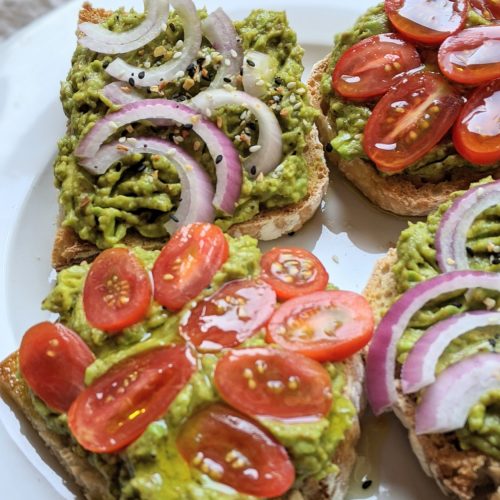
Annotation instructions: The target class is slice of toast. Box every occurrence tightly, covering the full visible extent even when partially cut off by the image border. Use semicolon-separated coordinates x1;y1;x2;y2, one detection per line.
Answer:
51;6;329;270
0;350;364;500
363;249;500;499
307;56;500;218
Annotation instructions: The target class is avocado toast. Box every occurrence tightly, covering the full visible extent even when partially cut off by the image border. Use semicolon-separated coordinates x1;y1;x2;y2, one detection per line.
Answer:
52;1;328;270
363;179;500;499
0;223;373;499
308;2;500;217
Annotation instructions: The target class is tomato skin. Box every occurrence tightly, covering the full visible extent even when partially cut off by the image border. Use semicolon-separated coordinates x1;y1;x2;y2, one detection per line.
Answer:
83;248;152;334
453;79;500;165
266;291;374;362
486;0;500;17
385;0;467;45
68;346;195;453
363;72;463;172
260;247;329;301
19;322;95;413
214;347;332;421
152;223;229;312
438;26;500;85
332;33;422;99
176;404;295;497
180;279;276;352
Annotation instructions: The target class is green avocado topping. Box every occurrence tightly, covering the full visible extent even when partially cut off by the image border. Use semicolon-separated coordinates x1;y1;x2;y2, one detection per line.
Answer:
37;234;356;499
320;3;500;181
391;180;500;460
56;8;316;249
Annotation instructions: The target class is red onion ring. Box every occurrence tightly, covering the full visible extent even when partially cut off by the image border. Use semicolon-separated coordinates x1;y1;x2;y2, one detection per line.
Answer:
106;0;201;88
75;98;241;214
415;352;500;434
202;8;243;89
190;89;282;175
242;51;278;98
101;82;144;106
436;180;500;272
401;310;500;394
366;270;500;415
79;0;170;55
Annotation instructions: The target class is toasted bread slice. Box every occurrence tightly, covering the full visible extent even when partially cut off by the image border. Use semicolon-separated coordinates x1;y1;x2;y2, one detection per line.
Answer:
363;250;500;499
307;56;500;218
0;350;364;500
51;6;329;270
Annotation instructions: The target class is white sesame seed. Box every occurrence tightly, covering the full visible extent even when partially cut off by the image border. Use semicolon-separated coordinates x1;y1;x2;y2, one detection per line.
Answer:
293;102;302;110
175;70;185;79
249;145;262;153
118;137;126;143
287;81;297;89
290;94;296;103
144;61;151;68
175;39;184;49
224;58;231;67
173;51;182;59
166;149;176;157
205;108;212;117
296;88;306;95
230;49;238;58
256;79;265;87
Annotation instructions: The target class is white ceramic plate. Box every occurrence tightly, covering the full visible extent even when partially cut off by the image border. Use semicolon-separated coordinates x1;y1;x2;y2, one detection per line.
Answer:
0;1;447;498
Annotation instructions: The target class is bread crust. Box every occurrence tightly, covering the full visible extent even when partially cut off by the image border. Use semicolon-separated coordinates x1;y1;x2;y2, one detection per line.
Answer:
363;250;500;499
0;350;364;500
307;56;500;217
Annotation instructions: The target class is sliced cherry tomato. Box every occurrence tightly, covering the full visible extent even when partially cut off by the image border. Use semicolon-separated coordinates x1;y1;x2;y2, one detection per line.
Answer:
266;291;374;362
177;404;295;497
363;72;463;172
332;33;422;99
486;0;500;17
83;248;151;333
453;79;500;165
469;0;495;20
385;0;467;45
260;247;329;301
68;346;195;453
180;279;276;352
438;26;500;85
214;347;332;421
152;223;229;312
19;322;95;413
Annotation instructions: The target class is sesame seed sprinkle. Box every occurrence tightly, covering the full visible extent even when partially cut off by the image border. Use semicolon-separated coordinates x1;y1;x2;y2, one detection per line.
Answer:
287;81;297;89
249;145;262;153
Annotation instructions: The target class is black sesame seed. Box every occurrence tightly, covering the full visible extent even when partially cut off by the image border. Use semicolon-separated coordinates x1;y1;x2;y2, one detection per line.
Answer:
488;338;497;348
451;302;462;309
491;253;500;265
466;246;474;257
240;67;244;76
128;77;135;87
170;214;179;222
250;165;257;176
138;71;145;80
183;123;194;130
361;480;372;490
216;155;223;164
288;232;295;237
223;77;232;83
146;88;152;94
177;95;187;102
326;143;334;153
187;63;196;77
169;22;177;32
275;77;284;86
247;122;257;131
102;60;109;69
197;57;205;66
246;59;256;67
143;144;148;148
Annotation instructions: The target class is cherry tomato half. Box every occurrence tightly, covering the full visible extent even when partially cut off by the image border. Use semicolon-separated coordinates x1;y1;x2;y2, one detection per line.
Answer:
486;0;500;17
332;33;422;99
176;404;295;497
267;291;374;362
180;279;276;352
260;247;329;301
19;322;95;413
385;0;467;45
453;79;500;165
438;25;500;85
363;72;463;173
469;0;496;20
214;347;333;421
83;248;151;333
152;223;229;311
68;346;195;453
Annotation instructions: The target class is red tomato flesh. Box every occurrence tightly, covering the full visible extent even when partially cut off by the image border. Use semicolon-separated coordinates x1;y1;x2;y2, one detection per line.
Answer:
267;291;374;362
486;0;500;17
19;322;95;413
332;33;421;99
68;346;195;453
363;72;463;172
214;347;333;421
385;0;467;45
260;247;329;301
176;404;295;497
83;248;151;334
152;223;229;312
180;279;276;352
438;26;500;85
453;78;500;165
469;0;497;20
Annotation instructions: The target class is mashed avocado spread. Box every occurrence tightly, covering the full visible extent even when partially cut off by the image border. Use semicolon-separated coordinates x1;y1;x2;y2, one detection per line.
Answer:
32;235;355;499
56;8;317;249
320;4;500;182
389;180;500;460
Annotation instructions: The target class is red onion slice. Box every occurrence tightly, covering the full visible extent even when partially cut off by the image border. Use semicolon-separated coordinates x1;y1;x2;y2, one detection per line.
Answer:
79;0;170;55
101;82;144;106
190;89;282;175
106;0;201;88
436;180;500;272
202;8;243;89
401;311;500;394
75;98;241;214
79;136;214;233
415;352;500;434
242;51;278;98
366;270;500;415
